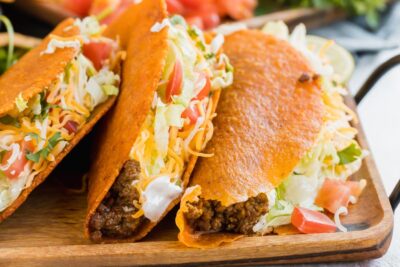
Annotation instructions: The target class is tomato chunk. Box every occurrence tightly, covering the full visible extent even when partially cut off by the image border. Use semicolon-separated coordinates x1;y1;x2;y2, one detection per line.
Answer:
166;0;185;14
2;140;34;179
83;41;113;71
63;0;92;17
216;0;256;20
64;120;79;134
195;73;211;100
315;179;351;214
166;60;183;102
182;104;200;124
179;0;204;9
198;10;220;29
291;207;337;234
185;16;204;29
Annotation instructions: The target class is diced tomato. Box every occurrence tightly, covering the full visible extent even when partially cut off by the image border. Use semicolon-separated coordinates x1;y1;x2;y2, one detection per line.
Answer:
83;41;113;71
166;0;185;14
166;60;183;102
64;120;79;134
182;104;200;124
198;10;220;29
346;180;366;199
215;0;256;20
315;179;351;214
63;0;92;17
179;0;205;9
2;140;34;179
195;73;211;100
185;16;204;29
291;207;337;234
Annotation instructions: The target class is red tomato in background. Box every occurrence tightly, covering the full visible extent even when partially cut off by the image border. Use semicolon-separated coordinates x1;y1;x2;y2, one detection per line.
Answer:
184;2;220;29
198;10;220;29
166;0;185;14
216;0;257;19
63;0;93;17
291;207;337;234
2;140;34;179
182;105;200;124
195;73;211;100
83;41;113;70
315;179;351;214
166;60;183;102
185;16;204;29
90;0;134;25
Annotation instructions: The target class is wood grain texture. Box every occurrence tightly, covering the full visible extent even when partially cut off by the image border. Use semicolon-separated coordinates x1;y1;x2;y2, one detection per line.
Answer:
0;97;393;266
14;0;75;25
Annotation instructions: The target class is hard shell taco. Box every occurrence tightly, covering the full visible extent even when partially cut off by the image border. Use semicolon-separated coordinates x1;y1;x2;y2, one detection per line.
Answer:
0;17;122;221
176;24;365;248
85;0;233;242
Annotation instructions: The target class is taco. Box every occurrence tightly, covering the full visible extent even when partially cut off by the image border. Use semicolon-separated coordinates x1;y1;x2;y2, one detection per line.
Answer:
85;0;233;242
0;17;122;221
176;24;365;248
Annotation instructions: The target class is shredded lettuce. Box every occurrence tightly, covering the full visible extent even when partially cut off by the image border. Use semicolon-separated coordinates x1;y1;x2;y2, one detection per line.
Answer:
15;93;28;112
102;84;119;96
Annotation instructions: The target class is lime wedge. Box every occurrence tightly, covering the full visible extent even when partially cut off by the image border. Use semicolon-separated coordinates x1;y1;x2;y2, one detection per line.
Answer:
306;35;355;84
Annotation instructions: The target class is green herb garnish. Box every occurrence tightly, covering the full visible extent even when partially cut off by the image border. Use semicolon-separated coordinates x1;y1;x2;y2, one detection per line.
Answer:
26;132;63;163
0;115;20;128
204;53;215;60
337;143;362;165
196;41;206;52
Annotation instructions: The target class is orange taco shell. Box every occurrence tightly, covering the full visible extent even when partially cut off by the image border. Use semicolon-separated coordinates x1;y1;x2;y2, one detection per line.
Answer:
0;19;119;221
176;30;324;248
85;0;224;243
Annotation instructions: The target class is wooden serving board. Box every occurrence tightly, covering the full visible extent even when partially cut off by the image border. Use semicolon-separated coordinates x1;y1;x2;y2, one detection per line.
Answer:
0;96;393;266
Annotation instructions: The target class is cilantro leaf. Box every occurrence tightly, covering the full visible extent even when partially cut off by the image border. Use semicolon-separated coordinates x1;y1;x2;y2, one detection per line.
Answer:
27;132;41;142
187;27;199;39
26;151;41;163
204;53;215;60
0;115;20;128
33;92;61;121
338;143;362;165
26;132;63;163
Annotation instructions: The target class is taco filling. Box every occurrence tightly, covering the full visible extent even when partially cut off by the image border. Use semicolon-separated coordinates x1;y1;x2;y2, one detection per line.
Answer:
0;17;121;213
182;22;366;236
88;16;233;241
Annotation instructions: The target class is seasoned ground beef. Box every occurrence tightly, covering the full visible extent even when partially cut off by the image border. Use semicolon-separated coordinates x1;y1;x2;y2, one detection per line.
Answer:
89;160;147;241
184;193;268;234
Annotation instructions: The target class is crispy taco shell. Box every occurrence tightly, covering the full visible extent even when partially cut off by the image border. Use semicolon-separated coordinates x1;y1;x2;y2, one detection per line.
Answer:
0;19;118;221
85;0;223;243
176;30;324;248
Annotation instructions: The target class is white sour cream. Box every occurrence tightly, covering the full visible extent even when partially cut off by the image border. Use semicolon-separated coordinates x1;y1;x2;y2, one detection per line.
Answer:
41;39;81;55
142;175;182;222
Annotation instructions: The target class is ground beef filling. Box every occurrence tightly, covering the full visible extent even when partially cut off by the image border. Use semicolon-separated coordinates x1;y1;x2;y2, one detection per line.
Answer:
89;160;147;241
184;193;268;234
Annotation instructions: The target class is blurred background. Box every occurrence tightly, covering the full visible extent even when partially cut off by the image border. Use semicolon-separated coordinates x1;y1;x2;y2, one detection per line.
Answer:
0;0;399;265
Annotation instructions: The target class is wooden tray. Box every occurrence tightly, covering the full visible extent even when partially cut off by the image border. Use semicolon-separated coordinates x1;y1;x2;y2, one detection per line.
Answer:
0;95;393;266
